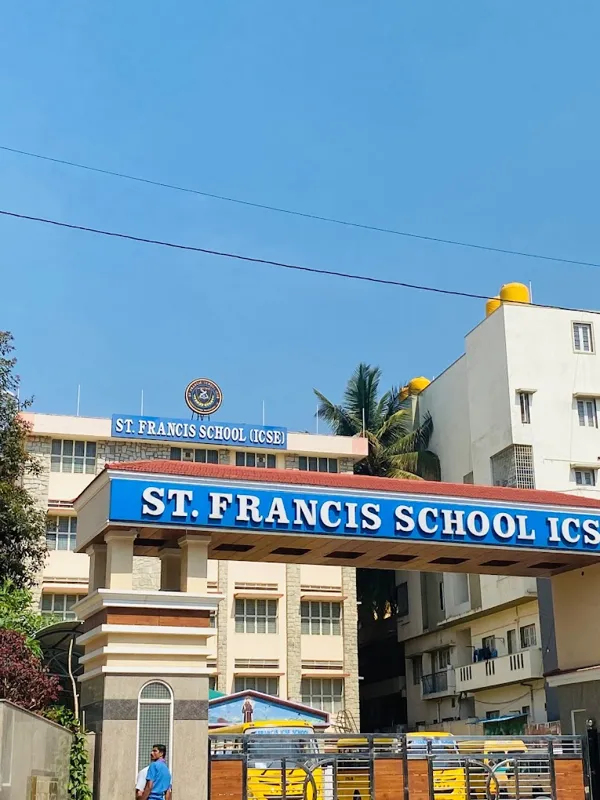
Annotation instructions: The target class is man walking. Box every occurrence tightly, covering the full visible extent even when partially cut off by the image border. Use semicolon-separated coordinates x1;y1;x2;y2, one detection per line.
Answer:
141;744;172;800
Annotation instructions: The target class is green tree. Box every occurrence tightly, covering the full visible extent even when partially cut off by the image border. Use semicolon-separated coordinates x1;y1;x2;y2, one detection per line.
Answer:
0;580;52;655
314;363;441;622
0;332;47;588
315;363;440;480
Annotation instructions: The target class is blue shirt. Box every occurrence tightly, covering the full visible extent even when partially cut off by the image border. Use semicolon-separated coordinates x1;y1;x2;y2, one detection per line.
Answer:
146;759;172;799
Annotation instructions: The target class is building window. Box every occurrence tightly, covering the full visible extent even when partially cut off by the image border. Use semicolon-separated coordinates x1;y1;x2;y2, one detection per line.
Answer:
486;710;500;720
507;629;517;654
397;582;409;617
170;447;218;464
577;399;598;428
463;472;474;484
51;440;96;474
234;598;277;633
209;676;217;691
435;647;451;671
298;456;338;474
439;581;445;611
234;676;279;696
235;452;277;469
520;623;537;649
575;469;596;487
301;678;343;713
491;444;535;490
46;516;77;551
519;392;532;424
300;601;341;635
453;573;469;605
573;322;594;353
137;682;173;773
412;656;423;686
41;593;85;621
522;705;531;718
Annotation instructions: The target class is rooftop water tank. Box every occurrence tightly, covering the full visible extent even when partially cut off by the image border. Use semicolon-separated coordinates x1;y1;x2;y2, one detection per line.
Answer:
499;282;530;304
408;377;431;395
485;296;502;316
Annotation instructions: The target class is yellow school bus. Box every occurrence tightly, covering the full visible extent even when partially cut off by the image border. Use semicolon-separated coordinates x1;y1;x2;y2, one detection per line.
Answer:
211;720;323;800
335;732;467;800
458;739;550;800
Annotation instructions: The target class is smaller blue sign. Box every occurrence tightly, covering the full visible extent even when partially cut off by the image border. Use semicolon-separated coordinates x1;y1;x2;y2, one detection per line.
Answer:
111;415;287;449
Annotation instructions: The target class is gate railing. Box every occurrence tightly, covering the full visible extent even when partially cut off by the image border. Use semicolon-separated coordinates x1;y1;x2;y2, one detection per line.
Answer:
209;734;586;800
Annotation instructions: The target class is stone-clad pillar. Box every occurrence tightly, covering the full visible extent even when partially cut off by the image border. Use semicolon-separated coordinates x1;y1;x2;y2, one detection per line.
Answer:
342;567;360;729
286;564;302;703
217;561;229;694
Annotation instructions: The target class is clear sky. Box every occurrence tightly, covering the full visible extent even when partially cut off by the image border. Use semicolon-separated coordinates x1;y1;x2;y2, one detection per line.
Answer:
1;2;599;431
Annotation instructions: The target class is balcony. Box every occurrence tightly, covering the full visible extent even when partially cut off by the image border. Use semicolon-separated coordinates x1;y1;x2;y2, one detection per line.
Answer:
455;648;543;693
421;669;456;699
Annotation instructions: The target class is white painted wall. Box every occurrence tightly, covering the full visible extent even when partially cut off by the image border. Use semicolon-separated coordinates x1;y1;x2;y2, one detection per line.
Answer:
402;299;600;728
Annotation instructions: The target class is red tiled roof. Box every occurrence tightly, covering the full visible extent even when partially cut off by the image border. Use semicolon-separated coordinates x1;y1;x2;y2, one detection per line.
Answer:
106;460;600;510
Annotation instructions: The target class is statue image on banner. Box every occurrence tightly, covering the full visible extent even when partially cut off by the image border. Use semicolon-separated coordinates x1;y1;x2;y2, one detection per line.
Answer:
242;697;254;723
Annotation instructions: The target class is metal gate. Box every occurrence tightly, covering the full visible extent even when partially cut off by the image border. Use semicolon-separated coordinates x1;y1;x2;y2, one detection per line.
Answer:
209;734;586;800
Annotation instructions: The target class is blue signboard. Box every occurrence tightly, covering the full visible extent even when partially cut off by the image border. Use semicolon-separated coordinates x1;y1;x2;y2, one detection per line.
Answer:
108;478;600;553
111;414;287;449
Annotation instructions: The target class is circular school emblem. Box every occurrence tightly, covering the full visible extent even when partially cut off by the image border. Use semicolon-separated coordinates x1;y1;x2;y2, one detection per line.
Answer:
185;378;223;416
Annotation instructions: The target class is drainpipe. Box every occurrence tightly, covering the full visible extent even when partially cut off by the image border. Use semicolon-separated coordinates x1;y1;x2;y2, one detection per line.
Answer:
520;682;535;723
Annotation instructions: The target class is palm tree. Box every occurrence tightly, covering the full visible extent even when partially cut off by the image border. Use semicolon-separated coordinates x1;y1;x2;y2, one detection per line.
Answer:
314;363;441;623
314;363;440;481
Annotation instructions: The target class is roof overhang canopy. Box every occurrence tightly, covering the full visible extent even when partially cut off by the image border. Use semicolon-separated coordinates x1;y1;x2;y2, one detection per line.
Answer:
73;461;600;578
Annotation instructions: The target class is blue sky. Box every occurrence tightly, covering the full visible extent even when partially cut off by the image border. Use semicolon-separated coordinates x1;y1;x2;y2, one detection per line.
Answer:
1;1;599;431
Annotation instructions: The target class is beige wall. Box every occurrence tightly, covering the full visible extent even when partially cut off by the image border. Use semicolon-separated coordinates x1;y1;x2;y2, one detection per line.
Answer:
0;701;72;800
552;564;600;672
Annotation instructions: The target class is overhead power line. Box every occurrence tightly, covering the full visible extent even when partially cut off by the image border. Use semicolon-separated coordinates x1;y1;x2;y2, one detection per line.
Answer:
1;143;600;270
1;207;599;316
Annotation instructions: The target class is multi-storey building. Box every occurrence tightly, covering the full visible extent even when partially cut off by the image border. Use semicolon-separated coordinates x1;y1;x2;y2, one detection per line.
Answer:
398;285;600;733
23;410;368;726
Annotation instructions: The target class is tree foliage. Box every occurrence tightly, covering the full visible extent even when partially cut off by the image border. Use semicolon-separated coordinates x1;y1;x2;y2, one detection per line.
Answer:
315;363;440;480
0;628;60;711
0;580;52;656
0;332;47;588
315;363;441;623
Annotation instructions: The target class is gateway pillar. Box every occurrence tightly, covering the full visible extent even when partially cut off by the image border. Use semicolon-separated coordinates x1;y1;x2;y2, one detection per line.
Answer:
76;529;220;800
548;564;600;733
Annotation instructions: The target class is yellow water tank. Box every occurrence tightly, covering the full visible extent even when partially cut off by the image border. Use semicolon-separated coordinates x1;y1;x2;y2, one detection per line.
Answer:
499;282;530;304
486;296;502;316
408;377;430;395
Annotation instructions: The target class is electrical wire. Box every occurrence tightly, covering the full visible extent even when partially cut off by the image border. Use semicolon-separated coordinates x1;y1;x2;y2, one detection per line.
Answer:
2;143;600;270
1;207;600;315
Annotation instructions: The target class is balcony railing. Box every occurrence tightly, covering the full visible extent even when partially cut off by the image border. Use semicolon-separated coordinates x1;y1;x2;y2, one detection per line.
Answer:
455;648;543;693
422;670;451;696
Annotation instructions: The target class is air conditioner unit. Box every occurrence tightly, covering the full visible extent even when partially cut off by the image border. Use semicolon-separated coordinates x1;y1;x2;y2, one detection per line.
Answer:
256;455;266;468
182;449;194;462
